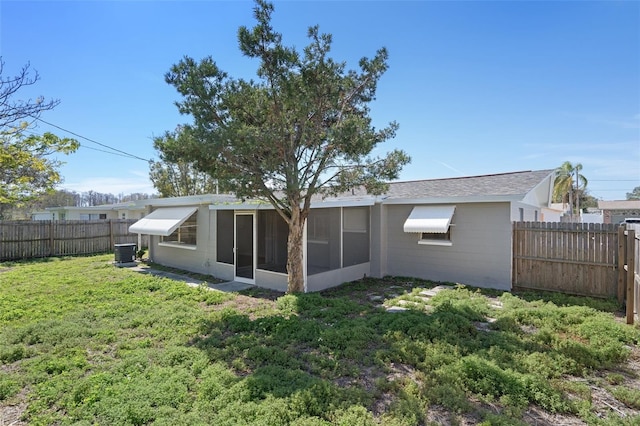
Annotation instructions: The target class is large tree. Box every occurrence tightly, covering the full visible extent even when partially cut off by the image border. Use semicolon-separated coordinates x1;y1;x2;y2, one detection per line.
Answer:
164;0;409;292
553;161;588;218
150;129;226;197
0;132;78;218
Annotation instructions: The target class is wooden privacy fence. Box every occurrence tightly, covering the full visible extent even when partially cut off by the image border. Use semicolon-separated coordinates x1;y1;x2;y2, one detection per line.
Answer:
513;222;639;324
0;219;148;261
513;222;621;299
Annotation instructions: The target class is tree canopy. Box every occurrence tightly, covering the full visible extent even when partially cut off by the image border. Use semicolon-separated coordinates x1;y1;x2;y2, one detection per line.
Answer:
627;186;640;201
0;132;78;218
553;161;588;216
150;129;227;197
164;0;409;292
0;58;78;219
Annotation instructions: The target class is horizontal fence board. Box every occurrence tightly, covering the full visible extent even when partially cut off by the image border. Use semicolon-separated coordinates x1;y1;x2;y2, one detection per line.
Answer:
513;222;621;299
0;220;148;261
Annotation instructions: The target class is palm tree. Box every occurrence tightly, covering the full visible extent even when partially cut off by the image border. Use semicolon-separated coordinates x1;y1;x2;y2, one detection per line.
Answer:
553;161;588;221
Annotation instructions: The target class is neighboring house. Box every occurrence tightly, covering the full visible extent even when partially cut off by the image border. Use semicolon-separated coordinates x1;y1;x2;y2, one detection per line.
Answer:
598;200;640;224
33;202;147;221
129;169;555;292
580;208;603;224
31;211;53;220
541;203;568;222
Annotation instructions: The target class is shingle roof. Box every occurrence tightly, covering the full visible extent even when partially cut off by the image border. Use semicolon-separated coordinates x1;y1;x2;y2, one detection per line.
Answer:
314;169;555;204
142;170;555;208
382;169;555;200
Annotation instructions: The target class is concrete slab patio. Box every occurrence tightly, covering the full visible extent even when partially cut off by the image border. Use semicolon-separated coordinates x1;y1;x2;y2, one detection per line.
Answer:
127;264;254;292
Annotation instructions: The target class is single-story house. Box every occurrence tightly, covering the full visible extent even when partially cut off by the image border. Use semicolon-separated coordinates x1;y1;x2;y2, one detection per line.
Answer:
597;200;640;225
129;169;555;292
540;203;567;222
33;203;147;221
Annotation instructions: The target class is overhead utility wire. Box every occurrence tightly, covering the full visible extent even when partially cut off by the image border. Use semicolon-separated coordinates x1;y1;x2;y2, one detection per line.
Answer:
30;116;151;162
22;129;145;160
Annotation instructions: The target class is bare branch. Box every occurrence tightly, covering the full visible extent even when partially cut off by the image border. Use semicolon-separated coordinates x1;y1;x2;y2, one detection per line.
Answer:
0;58;60;130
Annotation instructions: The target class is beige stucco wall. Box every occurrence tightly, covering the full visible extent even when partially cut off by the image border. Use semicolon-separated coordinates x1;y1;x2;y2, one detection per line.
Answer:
306;263;370;292
146;202;515;292
149;206;222;278
510;201;542;222
149;207;287;287
369;203;386;279
255;270;288;292
384;202;513;291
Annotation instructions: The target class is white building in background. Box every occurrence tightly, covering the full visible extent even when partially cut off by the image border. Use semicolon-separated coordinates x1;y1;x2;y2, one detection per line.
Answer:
31;202;146;221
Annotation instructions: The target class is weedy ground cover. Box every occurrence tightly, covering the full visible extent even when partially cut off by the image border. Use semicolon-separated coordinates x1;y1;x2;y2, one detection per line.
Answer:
1;255;639;425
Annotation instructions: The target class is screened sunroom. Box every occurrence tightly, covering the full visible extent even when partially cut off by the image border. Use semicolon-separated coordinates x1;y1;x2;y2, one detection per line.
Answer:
210;201;373;292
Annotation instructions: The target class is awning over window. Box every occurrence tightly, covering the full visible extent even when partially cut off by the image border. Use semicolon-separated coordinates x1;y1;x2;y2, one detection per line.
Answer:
403;205;456;233
129;206;198;236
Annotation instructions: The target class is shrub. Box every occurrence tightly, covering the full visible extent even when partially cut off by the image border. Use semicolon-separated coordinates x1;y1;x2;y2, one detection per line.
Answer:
0;373;20;400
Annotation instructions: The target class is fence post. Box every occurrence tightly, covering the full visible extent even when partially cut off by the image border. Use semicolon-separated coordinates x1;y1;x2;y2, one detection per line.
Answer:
49;220;54;257
626;229;635;325
109;219;114;250
512;222;517;289
618;226;626;305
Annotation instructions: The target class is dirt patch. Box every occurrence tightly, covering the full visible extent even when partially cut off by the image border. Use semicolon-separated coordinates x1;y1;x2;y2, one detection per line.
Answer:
0;387;28;426
209;294;279;320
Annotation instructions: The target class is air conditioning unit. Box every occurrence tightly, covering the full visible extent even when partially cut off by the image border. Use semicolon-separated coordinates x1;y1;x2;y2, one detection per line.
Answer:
114;243;137;266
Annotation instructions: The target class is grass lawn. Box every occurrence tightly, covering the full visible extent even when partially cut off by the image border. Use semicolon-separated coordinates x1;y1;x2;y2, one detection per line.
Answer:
1;254;639;425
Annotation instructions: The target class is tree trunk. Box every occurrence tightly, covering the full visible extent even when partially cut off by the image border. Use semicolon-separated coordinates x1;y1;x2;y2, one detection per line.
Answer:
286;205;306;293
568;185;574;221
575;170;580;221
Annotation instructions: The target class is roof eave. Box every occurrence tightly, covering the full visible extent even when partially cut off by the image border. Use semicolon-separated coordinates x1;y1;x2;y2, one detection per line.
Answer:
380;194;524;205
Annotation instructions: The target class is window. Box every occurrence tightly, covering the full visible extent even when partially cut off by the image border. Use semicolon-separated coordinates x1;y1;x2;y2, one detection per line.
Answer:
216;210;234;264
60;213;66;221
161;212;197;246
404;205;455;246
420;228;451;243
343;207;370;266
307;208;341;274
83;214;102;220
307;208;330;242
257;210;288;273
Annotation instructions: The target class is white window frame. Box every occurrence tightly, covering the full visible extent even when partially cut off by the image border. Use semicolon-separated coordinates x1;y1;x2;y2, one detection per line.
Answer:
418;224;454;246
159;212;198;249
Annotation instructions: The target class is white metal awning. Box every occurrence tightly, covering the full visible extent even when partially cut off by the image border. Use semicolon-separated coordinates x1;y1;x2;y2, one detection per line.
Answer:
128;206;198;236
403;205;456;233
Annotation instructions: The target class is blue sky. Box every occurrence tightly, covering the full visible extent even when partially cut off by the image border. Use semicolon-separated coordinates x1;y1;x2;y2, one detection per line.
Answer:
1;0;638;200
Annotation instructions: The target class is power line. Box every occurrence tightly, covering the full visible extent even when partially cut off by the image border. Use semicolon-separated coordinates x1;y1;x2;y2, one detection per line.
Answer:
30;116;151;162
21;129;148;160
